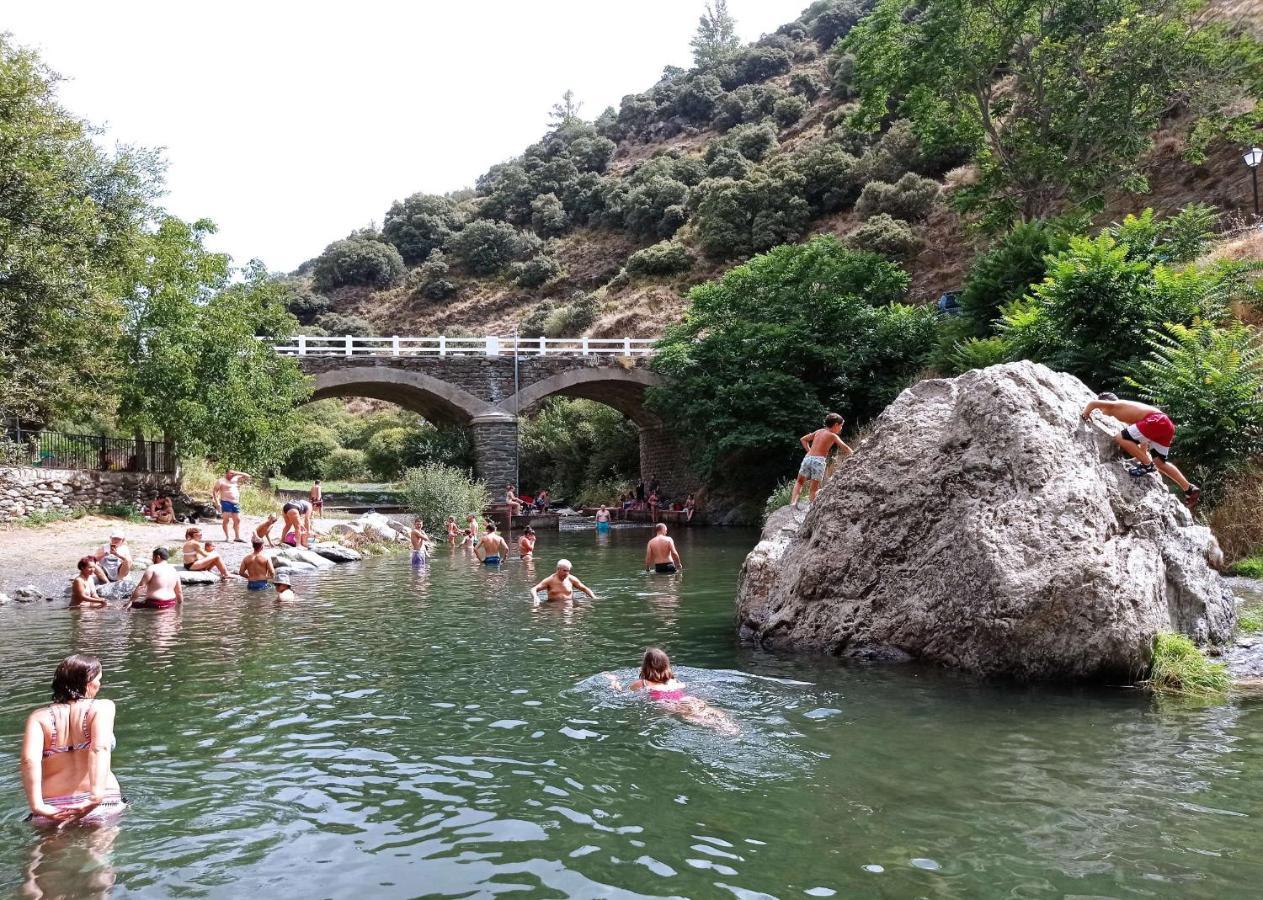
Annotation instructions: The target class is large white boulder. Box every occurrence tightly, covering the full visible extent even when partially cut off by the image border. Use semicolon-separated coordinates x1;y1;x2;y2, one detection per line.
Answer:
736;362;1233;682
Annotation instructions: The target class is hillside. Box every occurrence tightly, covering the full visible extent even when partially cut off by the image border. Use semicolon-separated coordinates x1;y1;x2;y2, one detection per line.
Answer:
287;0;1263;341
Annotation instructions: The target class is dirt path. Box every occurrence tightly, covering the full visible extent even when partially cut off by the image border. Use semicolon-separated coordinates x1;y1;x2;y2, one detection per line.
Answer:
0;514;281;597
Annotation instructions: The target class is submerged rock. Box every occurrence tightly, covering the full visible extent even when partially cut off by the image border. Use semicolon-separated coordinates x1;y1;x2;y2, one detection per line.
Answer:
13;585;46;603
736;362;1233;682
179;570;222;586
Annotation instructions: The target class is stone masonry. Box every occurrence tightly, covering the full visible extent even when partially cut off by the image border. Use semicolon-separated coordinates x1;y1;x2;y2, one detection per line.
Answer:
299;355;698;500
0;466;181;523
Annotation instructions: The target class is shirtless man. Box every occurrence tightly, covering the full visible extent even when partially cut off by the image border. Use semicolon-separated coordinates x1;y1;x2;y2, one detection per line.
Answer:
518;526;537;559
446;516;459;544
596;505;611;532
211;468;252;542
181;527;229;580
254;513;279;548
409;518;432;565
529;559;597;603
272;571;298;601
505;484;522;518
71;557;108;607
466;513;480;542
129;547;183;609
645;523;684;574
238;538;276;591
1081;392;1201;508
309;479;324;516
476;522;509;564
790;413;854;510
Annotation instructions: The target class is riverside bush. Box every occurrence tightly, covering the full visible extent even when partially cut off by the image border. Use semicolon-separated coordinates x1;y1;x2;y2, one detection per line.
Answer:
324;448;370;481
855;172;941;222
625;240;694;277
401;464;490;529
365;427;412;480
845;214;920;260
958;219;1074;336
519;398;640;499
282;424;339;480
311;237;405;291
1147;633;1229;698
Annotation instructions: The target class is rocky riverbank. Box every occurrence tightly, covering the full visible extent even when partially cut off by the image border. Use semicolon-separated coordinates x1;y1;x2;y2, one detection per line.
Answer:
0;512;413;604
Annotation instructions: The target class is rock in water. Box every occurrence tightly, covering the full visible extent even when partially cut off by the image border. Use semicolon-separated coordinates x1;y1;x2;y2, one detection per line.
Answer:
311;544;363;563
736;362;1233;681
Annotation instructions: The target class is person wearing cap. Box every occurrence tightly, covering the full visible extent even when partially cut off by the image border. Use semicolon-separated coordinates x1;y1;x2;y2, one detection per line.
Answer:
272;571;298;601
93;531;133;583
1081;392;1201;508
238;538;276;591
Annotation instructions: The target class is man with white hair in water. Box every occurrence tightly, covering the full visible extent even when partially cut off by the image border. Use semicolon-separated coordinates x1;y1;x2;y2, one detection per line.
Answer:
529;559;597;603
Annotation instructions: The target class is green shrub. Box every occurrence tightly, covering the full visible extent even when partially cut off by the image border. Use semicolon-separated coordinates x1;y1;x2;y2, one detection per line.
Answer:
828;49;857;100
325;448;369;481
382;193;465;265
519;398;640;499
530;192;569;237
401;463;490;530
804;0;868;47
845;214;921;260
855;173;941;222
773;95;809;128
1239;607;1263;633
674;73;726;122
625;240;695;277
696;166;811;259
764;480;794;522
1127;321;1263;502
284;287;332;325
520;292;600;339
282;424;339;480
444;219;536;275
511;253;564;288
854;120;924;183
622;175;691;239
712;84;784;131
1146;633;1229;698
793;144;861;214
1231;556;1263;579
958;219;1074;337
946;336;1014;375
311;237;405;291
365;427;412;480
719;46;793;89
313;312;376;337
404;424;474;473
414;249;458;301
1108;205;1221;266
789;71;824;101
705;145;755;180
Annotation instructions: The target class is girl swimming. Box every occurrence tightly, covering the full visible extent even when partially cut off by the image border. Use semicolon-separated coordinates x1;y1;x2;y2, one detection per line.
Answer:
605;648;738;735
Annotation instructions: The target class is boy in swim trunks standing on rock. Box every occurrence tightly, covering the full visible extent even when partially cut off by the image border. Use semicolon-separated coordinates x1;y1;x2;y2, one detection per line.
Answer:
1081;393;1201;509
790;413;854;510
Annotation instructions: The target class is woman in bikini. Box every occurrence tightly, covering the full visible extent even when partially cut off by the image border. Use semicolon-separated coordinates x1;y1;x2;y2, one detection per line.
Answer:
20;654;125;826
605;647;738;735
181;527;228;579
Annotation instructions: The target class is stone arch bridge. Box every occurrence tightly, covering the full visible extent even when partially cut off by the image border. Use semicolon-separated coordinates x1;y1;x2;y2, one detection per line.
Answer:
278;336;696;500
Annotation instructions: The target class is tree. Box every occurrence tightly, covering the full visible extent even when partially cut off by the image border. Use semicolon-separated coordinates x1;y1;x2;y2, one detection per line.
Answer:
382;193;465;265
691;0;741;69
649;236;935;492
115;219;309;470
845;0;1252;226
549;89;583;128
0;36;161;424
311;236;405;291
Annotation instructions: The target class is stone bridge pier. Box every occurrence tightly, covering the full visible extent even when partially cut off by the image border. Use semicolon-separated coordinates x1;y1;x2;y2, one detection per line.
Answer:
299;355;699;502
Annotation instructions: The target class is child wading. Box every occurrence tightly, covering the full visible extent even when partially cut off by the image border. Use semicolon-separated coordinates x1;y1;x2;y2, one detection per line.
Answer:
790;412;854;510
1080;392;1201;509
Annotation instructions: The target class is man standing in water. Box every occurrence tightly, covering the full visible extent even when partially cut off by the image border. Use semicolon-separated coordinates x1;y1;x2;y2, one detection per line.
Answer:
529;559;597;603
129;547;183;609
238;538;276;591
645;523;684;574
476;522;509;564
409;518;432;565
1081;392;1201;509
212;468;252;542
789;413;853;511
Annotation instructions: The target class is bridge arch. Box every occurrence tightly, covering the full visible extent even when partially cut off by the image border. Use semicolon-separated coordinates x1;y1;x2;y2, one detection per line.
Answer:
497;366;663;426
308;366;496;425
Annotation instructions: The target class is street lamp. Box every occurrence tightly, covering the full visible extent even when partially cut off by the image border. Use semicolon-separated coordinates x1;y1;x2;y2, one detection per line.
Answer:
1244;146;1262;218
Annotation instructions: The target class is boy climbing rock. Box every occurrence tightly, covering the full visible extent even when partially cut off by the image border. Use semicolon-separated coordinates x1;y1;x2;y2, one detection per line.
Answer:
1080;392;1200;509
790;412;854;510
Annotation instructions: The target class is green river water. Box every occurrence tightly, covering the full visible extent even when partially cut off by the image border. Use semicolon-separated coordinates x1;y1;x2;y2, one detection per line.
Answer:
1;527;1261;898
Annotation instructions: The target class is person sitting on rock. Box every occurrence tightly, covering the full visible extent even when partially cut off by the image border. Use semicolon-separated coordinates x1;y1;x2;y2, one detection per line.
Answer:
181;527;229;580
1080;392;1201;509
790;413;854;510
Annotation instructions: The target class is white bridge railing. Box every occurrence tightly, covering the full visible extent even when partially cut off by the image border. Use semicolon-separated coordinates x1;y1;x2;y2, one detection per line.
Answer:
272;335;657;358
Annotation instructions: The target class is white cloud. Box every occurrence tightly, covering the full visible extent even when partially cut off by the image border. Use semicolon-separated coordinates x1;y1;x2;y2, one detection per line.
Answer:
7;0;811;271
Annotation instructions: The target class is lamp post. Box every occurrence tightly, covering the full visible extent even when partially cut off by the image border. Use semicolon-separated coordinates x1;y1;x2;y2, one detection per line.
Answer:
1244;146;1262;218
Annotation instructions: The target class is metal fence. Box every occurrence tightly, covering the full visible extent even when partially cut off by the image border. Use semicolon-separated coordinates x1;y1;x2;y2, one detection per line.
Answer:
0;428;175;474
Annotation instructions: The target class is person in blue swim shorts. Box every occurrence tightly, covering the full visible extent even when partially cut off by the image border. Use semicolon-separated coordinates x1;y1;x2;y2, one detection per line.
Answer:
211;467;252;542
238;537;275;590
475;521;509;564
409;518;432;565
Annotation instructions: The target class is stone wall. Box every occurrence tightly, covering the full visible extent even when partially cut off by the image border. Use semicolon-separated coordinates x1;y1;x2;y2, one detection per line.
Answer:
638;425;701;504
0;466;181;523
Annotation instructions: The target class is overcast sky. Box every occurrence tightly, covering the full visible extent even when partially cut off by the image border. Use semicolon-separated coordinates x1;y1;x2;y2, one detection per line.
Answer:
7;0;810;272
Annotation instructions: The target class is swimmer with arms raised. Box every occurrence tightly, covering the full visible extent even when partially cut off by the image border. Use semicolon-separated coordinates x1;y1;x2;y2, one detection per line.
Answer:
21;654;126;826
530;558;596;603
604;647;738;735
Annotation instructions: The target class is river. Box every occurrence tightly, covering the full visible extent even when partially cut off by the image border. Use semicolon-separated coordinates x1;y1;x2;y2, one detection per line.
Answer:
1;527;1260;898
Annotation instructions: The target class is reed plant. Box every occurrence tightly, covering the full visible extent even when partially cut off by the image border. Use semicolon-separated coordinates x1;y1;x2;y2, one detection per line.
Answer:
1146;633;1230;698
